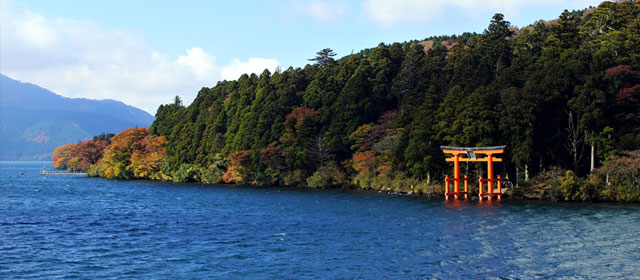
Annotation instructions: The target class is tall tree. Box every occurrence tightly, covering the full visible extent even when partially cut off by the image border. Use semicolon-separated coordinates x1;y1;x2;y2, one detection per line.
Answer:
550;10;580;48
309;48;337;68
478;13;514;82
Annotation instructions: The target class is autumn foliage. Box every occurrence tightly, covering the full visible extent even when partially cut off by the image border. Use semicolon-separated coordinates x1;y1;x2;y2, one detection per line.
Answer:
603;65;640;132
51;140;111;172
96;127;168;180
285;107;317;129
596;150;640;201
353;150;377;175
222;150;252;183
51;127;168;180
128;133;168;179
52;143;77;170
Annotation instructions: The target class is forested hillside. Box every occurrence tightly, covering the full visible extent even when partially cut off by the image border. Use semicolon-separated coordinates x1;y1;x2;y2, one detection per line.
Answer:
58;1;640;201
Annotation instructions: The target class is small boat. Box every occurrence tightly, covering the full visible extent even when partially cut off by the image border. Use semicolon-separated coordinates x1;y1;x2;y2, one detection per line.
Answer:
20;172;25;175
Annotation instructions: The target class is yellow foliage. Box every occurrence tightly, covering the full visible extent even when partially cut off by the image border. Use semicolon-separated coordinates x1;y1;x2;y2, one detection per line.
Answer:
51;143;77;169
95;128;167;180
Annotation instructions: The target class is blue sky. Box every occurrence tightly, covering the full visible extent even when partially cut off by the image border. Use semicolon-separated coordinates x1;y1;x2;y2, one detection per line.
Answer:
1;0;602;114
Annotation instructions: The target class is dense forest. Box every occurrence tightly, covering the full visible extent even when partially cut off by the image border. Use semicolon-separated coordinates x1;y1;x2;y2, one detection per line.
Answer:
54;1;640;202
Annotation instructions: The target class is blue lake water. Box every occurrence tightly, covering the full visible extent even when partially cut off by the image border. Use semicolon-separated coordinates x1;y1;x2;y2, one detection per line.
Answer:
1;161;639;279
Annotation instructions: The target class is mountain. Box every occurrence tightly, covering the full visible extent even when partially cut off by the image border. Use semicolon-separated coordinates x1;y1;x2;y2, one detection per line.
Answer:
0;74;154;160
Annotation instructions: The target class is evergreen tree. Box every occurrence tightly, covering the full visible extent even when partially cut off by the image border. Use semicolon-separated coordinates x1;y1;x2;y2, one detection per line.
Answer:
309;48;337;68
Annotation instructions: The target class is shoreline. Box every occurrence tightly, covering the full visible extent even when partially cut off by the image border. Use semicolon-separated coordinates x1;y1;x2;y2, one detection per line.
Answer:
77;172;639;204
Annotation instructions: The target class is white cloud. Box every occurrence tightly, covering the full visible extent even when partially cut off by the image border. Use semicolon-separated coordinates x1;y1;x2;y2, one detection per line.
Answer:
294;0;349;22
176;47;218;80
221;58;281;81
362;0;442;27
0;0;279;114
362;0;598;27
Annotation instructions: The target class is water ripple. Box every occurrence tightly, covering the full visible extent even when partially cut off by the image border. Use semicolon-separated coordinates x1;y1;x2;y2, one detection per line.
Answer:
1;161;639;278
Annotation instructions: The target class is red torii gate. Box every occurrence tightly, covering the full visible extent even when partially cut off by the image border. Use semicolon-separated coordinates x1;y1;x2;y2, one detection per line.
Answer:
441;146;506;200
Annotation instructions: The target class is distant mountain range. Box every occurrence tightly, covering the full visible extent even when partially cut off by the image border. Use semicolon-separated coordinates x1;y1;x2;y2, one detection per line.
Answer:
0;74;154;160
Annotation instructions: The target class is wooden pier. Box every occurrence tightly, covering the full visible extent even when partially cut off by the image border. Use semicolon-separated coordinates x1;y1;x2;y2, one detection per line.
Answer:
40;168;86;176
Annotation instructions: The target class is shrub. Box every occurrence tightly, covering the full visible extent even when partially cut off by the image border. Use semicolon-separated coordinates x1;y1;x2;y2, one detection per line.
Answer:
533;166;565;186
555;170;581;201
524;166;565;200
547;170;601;201
87;164;101;177
596;150;640;202
172;163;197;183
578;174;601;201
283;169;305;187
306;162;347;188
201;164;224;184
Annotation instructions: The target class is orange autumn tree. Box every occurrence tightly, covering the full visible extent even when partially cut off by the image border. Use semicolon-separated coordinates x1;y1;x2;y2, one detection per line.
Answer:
352;149;394;178
94;127;168;180
350;110;401;178
128;134;169;180
52;143;77;169
95;128;147;179
353;150;376;175
222;150;252;184
67;140;110;172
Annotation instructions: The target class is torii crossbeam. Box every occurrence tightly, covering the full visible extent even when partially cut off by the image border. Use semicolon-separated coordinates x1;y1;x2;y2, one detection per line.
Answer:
441;146;506;200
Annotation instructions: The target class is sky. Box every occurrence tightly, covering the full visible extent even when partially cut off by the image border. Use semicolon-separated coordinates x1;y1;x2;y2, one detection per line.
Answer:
1;0;603;114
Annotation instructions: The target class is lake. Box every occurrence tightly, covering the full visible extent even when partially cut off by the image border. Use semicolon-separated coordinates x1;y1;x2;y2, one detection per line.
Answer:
1;161;639;279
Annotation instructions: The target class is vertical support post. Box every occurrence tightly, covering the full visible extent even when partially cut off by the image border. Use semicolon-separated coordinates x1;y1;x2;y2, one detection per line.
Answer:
464;175;468;199
497;175;502;200
488;153;494;200
445;176;449;200
454;154;460;199
478;177;483;199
